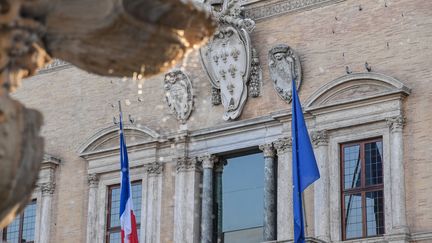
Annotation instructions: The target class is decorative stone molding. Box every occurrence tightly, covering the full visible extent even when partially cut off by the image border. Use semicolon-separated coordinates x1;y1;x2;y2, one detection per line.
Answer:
311;130;329;146
145;162;164;175
87;173;99;187
40;182;55;196
198;154;219;169
268;44;302;103
244;0;347;21
386;116;405;133
274;137;292;153
200;0;262;120
164;70;194;124
259;143;275;157
176;157;202;172
249;48;262;97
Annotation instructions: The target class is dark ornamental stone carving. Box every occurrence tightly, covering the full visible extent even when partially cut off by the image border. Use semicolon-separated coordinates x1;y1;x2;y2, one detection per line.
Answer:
200;0;262;121
268;44;302;103
145;162;164;175
249;48;262;97
164;70;194;124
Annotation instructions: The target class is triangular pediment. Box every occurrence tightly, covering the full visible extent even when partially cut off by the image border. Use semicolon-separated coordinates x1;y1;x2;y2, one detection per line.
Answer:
305;73;411;109
78;125;160;154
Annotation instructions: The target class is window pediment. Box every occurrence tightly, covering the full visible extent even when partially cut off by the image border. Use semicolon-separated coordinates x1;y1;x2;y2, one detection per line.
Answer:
305;72;411;109
78;125;160;155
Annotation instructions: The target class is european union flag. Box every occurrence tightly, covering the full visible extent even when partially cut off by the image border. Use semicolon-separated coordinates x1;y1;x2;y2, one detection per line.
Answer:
291;78;320;243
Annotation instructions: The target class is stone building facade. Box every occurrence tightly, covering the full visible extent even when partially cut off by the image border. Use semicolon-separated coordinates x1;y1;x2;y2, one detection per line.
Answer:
2;0;432;242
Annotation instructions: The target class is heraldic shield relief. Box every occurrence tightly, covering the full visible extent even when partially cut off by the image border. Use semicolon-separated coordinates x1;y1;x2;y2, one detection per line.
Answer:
164;70;193;124
200;0;255;121
268;44;302;103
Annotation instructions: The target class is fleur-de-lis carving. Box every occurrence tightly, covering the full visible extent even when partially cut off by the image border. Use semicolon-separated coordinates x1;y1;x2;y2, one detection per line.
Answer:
231;48;240;61
213;55;219;65
221;51;229;63
227;83;235;94
219;69;227;80
228;64;237;78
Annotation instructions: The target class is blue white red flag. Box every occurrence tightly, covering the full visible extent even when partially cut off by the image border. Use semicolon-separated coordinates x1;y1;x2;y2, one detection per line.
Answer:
119;113;139;243
291;78;320;243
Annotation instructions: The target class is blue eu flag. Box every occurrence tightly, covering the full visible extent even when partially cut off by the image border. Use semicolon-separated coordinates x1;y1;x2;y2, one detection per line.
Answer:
291;78;320;243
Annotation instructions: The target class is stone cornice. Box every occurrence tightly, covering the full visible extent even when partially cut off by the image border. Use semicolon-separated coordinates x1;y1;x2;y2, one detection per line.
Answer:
244;0;347;21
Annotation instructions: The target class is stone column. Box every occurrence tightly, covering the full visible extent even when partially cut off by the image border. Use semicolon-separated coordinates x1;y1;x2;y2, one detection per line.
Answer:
199;155;217;243
311;130;330;242
214;159;226;243
174;157;202;243
259;143;277;241
86;174;99;243
274;137;293;241
143;162;164;243
386;116;409;234
39;182;55;243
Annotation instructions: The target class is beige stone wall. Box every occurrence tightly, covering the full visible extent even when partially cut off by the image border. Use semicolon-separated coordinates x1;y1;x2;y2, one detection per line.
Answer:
11;0;432;242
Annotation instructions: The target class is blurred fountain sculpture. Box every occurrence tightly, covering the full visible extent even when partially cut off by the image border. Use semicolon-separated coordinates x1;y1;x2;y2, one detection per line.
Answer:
0;0;215;227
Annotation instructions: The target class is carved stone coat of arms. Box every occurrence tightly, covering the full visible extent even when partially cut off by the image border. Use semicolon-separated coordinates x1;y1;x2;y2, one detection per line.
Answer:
200;0;261;121
268;44;302;102
164;70;193;124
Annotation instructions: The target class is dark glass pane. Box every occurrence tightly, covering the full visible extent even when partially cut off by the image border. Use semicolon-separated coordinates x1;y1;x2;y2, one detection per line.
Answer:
343;145;361;189
109;183;141;229
21;201;37;242
131;183;142;224
344;194;363;239
365;141;383;186
223;227;263;243
5;216;20;243
109;232;121;243
366;191;385;236
222;153;264;235
109;186;121;228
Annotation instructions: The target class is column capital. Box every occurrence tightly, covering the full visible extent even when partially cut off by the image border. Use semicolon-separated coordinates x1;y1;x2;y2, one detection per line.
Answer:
88;173;99;187
259;143;275;158
197;154;218;169
145;162;164;175
40;182;55;196
274;137;292;153
311;130;329;147
386;115;405;133
214;158;227;173
176;157;202;173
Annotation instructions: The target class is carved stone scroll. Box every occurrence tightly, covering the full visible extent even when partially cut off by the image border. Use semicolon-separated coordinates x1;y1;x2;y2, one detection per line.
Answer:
268;44;302;103
164;70;194;124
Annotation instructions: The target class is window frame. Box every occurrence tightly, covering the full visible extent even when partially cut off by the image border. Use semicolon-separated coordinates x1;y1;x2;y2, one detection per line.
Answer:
340;137;385;240
2;199;37;243
105;181;142;243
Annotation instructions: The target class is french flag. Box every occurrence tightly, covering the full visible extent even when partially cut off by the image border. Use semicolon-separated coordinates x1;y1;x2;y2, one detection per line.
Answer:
119;113;139;243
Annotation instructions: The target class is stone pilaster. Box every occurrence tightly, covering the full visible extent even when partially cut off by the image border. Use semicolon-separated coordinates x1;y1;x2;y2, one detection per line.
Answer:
174;157;202;243
274;137;293;241
143;162;164;243
39;182;55;243
259;143;277;241
386;116;409;235
86;174;99;243
198;154;218;243
311;130;330;242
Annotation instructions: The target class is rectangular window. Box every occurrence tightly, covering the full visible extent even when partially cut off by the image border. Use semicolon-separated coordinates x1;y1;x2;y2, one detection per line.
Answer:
2;200;37;243
106;181;142;243
222;152;264;243
341;139;384;240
